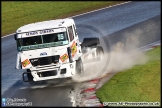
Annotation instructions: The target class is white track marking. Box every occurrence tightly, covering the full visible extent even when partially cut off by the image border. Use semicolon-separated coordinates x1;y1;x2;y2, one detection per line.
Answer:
71;1;131;18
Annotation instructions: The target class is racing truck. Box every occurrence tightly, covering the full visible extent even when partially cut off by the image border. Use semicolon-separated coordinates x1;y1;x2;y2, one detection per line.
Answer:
14;18;104;84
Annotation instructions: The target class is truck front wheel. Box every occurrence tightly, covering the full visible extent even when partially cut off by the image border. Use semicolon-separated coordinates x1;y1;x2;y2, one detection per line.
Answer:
27;69;35;85
76;58;84;76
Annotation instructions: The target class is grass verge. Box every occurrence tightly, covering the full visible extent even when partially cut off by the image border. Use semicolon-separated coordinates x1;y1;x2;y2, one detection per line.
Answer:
96;46;161;104
2;1;126;36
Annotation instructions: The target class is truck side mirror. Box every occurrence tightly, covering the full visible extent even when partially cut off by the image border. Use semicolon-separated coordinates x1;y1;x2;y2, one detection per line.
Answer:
74;29;78;36
14;34;17;40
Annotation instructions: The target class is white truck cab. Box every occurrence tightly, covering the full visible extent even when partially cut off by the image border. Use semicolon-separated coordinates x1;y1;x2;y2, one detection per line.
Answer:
14;18;103;84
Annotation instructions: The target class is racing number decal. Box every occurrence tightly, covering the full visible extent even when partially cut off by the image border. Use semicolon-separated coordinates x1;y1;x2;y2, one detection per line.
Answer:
71;41;77;57
60;53;69;62
22;59;30;67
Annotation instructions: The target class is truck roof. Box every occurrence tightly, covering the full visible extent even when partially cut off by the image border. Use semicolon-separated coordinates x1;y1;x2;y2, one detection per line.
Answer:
16;18;74;33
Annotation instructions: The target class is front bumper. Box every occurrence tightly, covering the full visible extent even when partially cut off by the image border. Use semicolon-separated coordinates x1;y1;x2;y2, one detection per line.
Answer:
28;62;76;81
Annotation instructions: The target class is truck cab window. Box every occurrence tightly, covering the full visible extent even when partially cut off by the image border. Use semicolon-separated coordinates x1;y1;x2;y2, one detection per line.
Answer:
68;26;74;41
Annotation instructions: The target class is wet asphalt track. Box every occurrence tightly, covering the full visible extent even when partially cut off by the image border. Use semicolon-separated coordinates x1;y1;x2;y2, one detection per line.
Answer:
1;1;160;106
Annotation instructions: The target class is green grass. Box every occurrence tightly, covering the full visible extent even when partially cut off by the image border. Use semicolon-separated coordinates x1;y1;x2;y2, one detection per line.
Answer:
2;1;126;36
96;46;161;103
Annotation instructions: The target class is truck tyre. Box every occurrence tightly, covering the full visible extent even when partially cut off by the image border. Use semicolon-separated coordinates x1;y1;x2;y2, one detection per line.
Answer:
81;37;100;48
76;58;84;76
27;69;35;85
96;46;104;58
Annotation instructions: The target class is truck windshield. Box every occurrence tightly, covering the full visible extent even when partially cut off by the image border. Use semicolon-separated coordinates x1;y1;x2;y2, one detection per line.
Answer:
17;32;69;51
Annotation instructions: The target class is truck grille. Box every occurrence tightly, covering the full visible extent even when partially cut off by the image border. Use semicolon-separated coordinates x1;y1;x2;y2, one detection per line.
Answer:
38;70;57;77
37;68;66;77
29;55;60;66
